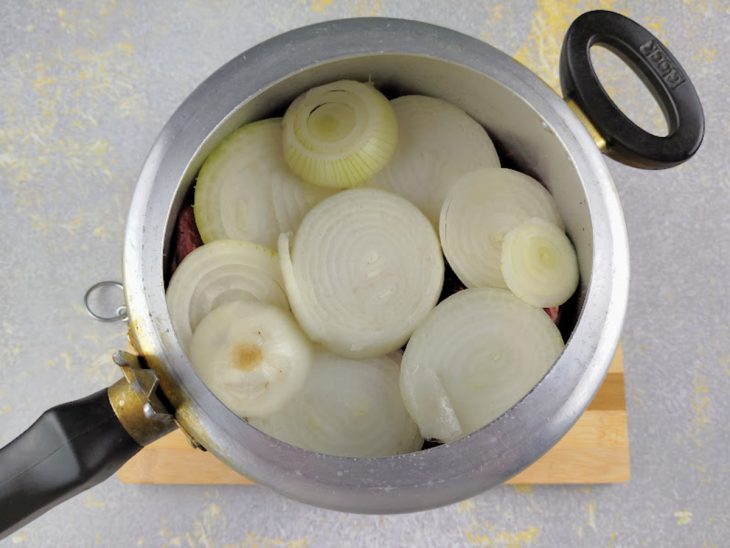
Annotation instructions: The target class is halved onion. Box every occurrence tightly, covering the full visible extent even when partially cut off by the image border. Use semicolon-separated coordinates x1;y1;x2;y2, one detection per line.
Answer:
439;168;563;289
370;95;500;224
249;350;423;457
166;240;287;352
501;218;579;307
279;188;444;358
189;300;312;418
400;288;564;443
194;118;331;247
282;80;398;188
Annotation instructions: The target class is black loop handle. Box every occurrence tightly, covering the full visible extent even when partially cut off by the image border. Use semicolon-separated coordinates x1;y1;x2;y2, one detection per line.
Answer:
560;10;704;169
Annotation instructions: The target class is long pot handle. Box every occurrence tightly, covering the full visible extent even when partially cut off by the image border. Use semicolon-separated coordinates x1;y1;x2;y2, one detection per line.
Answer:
560;10;704;169
0;351;175;539
0;390;140;538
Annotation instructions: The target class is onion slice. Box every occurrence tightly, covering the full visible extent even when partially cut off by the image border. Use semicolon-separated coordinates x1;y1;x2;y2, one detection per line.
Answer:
282;80;398;188
194;118;331;247
189;300;312;418
501;218;579;307
249;350;423;457
370;95;500;224
271;175;336;234
400;288;564;443
439;168;563;289
166;240;287;352
279;188;444;358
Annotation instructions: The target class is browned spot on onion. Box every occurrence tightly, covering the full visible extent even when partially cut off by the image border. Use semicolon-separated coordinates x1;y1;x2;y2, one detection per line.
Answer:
232;343;263;371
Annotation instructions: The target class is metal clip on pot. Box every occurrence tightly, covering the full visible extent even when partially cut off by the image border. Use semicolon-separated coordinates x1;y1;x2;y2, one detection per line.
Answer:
83;281;129;322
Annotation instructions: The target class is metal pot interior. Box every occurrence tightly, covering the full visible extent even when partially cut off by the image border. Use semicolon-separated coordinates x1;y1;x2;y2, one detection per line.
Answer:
125;19;627;513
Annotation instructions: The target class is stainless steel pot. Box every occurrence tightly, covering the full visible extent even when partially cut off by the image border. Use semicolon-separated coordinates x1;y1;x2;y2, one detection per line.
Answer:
0;11;703;536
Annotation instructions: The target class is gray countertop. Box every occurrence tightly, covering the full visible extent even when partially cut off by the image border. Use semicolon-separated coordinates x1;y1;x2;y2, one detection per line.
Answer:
1;1;728;546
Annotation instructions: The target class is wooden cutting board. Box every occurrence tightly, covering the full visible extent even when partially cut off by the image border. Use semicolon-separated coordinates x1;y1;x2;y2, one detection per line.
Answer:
118;347;629;485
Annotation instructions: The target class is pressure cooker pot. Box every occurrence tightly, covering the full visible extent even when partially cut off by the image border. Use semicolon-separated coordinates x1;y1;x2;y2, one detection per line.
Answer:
0;11;703;537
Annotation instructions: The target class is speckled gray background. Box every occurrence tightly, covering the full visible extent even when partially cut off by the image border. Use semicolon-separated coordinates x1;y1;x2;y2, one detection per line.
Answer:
1;1;728;546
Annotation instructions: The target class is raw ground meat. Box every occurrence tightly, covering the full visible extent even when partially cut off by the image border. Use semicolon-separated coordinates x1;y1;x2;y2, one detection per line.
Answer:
170;206;203;272
544;306;560;324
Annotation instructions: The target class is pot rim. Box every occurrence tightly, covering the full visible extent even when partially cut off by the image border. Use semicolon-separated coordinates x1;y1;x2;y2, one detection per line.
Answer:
123;17;629;513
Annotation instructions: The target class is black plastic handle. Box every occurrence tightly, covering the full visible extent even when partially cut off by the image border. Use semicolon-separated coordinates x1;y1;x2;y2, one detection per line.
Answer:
560;10;704;169
0;389;141;539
